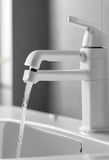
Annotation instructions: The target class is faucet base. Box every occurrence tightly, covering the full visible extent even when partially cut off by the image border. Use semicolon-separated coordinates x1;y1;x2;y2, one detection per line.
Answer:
79;126;109;133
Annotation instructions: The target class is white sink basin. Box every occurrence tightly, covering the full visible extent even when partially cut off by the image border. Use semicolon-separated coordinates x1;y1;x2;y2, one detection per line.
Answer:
0;106;109;159
0;106;82;159
0;121;81;159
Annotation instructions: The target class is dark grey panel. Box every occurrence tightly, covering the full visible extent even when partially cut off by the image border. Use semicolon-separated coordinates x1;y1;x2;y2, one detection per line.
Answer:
13;0;50;111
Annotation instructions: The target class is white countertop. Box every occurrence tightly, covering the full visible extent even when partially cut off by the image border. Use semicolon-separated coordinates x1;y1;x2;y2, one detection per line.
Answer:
22;154;109;160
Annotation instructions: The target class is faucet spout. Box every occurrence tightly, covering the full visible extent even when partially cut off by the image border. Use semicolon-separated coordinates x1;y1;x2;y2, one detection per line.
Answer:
23;69;89;84
24;50;85;69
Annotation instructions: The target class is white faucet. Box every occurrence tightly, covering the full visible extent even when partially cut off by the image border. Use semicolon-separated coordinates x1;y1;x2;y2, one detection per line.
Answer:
23;16;109;133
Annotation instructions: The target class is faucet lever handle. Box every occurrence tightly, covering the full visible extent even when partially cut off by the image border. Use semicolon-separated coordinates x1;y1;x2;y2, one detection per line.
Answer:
69;16;92;31
69;16;105;48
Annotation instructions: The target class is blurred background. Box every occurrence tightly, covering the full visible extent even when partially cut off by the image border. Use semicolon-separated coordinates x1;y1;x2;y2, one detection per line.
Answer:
0;0;109;120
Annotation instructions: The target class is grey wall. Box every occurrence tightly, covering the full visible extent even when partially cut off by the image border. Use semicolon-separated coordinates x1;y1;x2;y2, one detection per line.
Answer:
13;0;50;111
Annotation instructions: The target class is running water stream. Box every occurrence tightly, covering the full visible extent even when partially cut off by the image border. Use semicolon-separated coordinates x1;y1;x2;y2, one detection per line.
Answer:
16;82;33;158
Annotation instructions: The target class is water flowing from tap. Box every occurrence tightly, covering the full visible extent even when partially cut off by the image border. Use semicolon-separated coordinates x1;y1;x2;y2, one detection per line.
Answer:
16;82;33;158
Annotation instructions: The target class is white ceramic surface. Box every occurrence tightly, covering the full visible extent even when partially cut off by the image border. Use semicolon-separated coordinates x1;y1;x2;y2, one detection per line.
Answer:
0;106;81;159
0;106;109;160
0;122;81;159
